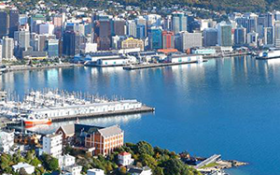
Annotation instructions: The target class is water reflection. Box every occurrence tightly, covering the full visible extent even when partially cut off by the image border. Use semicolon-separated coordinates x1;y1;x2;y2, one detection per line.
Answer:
27;114;142;134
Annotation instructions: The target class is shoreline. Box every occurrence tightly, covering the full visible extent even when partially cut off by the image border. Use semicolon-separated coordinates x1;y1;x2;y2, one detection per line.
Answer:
4;63;82;72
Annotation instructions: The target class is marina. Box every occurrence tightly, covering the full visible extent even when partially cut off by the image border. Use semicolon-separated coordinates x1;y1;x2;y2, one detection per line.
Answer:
0;90;154;127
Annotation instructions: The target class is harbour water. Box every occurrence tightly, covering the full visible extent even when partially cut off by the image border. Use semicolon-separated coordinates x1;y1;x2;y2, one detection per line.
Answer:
1;56;280;175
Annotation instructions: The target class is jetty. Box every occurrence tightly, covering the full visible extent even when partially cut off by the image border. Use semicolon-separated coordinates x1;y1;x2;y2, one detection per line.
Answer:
123;60;207;70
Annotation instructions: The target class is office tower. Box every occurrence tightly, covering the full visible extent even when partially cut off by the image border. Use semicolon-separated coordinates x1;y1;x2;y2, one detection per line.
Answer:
53;14;64;39
274;21;280;48
112;35;125;49
180;31;202;51
2;37;14;60
14;31;30;51
145;14;161;28
113;19;126;36
163;15;172;31
247;32;258;46
218;21;233;47
234;27;247;46
171;12;187;34
136;24;146;39
0;44;2;61
264;12;274;27
203;28;218;47
264;27;273;45
162;31;174;49
30;14;46;33
127;20;137;38
38;35;47;51
46;39;59;58
63;30;76;56
0;11;9;39
148;28;162;50
9;8;19;38
99;21;111;50
39;23;54;35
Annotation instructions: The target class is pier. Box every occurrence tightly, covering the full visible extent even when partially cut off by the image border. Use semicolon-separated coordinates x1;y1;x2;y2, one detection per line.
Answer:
195;154;221;169
123;60;207;70
50;105;155;122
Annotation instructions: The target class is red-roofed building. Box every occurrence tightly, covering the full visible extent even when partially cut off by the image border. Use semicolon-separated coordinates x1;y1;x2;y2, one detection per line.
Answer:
118;152;134;166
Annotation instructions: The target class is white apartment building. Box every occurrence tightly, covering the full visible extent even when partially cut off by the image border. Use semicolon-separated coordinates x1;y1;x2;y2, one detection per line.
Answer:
118;152;134;166
0;130;15;154
43;134;63;158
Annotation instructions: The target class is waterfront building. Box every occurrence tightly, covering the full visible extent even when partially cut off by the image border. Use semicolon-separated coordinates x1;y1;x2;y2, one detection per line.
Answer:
42;134;63;158
171;12;187;34
166;54;203;63
217;21;233;47
118;152;134;166
121;37;144;51
274;21;280;48
264;27;273;46
203;28;218;47
180;31;202;52
234;27;247;46
2;37;14;60
148;28;162;50
87;169;105;175
46;39;59;58
112;35;126;49
81;43;98;53
0;130;14;154
9;8;19;38
12;163;35;174
0;11;9;39
162;31;175;49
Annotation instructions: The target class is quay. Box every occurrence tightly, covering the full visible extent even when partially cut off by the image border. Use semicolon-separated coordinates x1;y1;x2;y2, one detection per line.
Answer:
5;63;80;72
123;60;207;70
50;105;155;122
203;52;250;59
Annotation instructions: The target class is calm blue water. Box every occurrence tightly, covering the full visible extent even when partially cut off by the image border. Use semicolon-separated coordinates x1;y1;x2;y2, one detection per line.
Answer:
1;56;280;175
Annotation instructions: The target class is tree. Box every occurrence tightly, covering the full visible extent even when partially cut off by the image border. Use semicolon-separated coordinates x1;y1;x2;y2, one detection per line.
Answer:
163;158;190;175
136;141;154;156
139;154;157;171
41;154;59;171
19;168;28;175
119;166;127;174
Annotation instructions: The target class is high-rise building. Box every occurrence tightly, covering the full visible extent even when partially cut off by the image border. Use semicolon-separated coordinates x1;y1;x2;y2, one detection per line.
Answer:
148;28;162;50
113;19;126;36
171;12;187;34
203;28;218;47
9;9;19;38
2;37;14;60
46;39;59;58
247;31;258;46
136;24;146;39
274;21;280;48
0;44;2;62
127;20;137;38
264;27;273;46
264;12;274;27
217;22;233;47
180;31;202;51
39;23;54;35
234;27;246;46
162;31;174;49
99;21;111;50
63;30;76;56
15;31;30;51
0;11;9;39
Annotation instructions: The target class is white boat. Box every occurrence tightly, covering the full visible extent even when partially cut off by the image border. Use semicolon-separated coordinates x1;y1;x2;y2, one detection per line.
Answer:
256;50;280;60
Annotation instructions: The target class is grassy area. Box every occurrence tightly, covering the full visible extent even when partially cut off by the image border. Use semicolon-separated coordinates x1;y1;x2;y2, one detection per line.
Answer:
200;162;219;169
